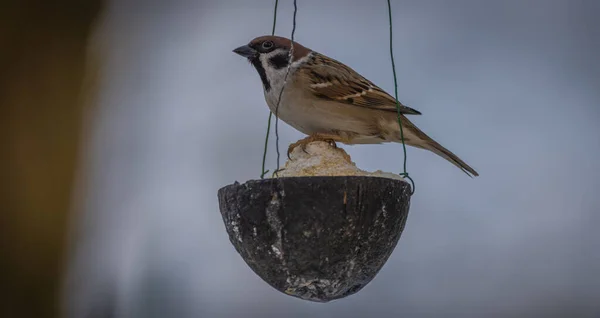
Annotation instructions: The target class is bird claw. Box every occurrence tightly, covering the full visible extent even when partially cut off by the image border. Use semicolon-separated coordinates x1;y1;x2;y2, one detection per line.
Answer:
326;139;338;149
286;144;298;160
301;143;311;154
287;135;339;160
287;137;311;159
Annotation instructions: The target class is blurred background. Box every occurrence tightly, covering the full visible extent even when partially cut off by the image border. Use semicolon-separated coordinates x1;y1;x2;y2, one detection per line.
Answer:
2;0;599;317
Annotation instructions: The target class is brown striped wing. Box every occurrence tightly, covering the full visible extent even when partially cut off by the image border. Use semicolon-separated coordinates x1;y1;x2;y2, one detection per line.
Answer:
298;52;421;115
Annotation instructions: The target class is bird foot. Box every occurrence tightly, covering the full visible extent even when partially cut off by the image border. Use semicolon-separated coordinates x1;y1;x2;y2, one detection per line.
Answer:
287;134;338;160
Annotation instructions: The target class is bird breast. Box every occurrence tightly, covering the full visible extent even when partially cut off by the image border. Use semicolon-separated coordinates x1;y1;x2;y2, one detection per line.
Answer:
263;83;386;141
263;81;314;134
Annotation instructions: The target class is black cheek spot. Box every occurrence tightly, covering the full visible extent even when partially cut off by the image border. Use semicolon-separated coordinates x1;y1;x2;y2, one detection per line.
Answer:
346;97;354;104
269;54;289;69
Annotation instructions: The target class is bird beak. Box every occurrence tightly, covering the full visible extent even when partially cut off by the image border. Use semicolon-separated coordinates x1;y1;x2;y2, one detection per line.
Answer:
233;45;257;59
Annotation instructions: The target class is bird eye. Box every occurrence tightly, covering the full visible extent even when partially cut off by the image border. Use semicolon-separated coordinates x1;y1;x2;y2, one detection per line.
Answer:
262;41;274;50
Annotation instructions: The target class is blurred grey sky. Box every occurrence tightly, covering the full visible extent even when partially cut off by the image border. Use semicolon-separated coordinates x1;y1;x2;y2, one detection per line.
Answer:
67;0;600;317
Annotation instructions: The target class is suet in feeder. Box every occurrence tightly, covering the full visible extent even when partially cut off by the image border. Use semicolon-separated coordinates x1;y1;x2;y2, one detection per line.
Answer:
218;141;411;302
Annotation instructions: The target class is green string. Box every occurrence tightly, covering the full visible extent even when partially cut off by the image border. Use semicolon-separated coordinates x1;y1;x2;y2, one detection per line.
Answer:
387;0;415;195
274;0;297;176
260;0;280;179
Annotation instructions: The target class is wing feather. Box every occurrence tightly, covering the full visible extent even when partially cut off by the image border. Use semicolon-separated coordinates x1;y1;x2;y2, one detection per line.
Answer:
298;52;422;115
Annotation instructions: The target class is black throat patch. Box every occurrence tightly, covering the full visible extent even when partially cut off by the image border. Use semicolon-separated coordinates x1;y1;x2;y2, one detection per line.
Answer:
250;58;270;91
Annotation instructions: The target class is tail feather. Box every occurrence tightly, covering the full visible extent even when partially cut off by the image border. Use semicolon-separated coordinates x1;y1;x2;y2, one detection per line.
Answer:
393;117;479;177
420;140;479;177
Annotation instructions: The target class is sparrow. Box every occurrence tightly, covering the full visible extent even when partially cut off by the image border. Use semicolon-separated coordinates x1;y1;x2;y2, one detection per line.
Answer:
233;35;479;177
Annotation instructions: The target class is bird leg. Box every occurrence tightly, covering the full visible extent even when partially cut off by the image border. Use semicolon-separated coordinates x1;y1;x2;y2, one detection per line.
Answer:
287;133;339;159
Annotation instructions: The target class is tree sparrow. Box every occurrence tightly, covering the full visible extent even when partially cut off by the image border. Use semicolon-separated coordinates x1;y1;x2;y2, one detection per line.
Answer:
233;35;479;177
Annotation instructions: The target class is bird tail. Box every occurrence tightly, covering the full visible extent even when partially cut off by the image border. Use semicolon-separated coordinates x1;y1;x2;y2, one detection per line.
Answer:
420;138;479;177
394;118;479;177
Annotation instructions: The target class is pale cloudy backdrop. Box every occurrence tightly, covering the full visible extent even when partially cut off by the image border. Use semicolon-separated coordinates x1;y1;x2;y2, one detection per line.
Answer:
67;0;600;317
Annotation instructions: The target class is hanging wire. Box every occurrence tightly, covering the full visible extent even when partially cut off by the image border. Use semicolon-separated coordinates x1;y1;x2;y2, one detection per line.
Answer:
260;0;280;179
273;0;297;176
387;0;415;195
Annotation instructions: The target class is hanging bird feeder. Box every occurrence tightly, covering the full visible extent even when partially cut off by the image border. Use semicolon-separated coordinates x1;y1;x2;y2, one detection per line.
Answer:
217;0;417;303
218;142;412;302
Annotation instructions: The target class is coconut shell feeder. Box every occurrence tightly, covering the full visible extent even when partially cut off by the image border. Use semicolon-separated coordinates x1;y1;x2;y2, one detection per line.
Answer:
217;142;412;302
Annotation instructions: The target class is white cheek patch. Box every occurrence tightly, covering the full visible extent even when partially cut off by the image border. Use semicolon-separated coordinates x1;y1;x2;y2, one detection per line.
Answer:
260;54;289;92
260;50;312;97
260;49;292;93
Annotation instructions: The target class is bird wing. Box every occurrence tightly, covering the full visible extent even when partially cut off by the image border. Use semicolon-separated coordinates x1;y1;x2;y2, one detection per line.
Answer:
298;52;421;115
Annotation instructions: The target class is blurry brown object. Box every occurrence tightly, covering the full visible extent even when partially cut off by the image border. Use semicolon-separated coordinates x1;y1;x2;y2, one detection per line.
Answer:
0;1;104;317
